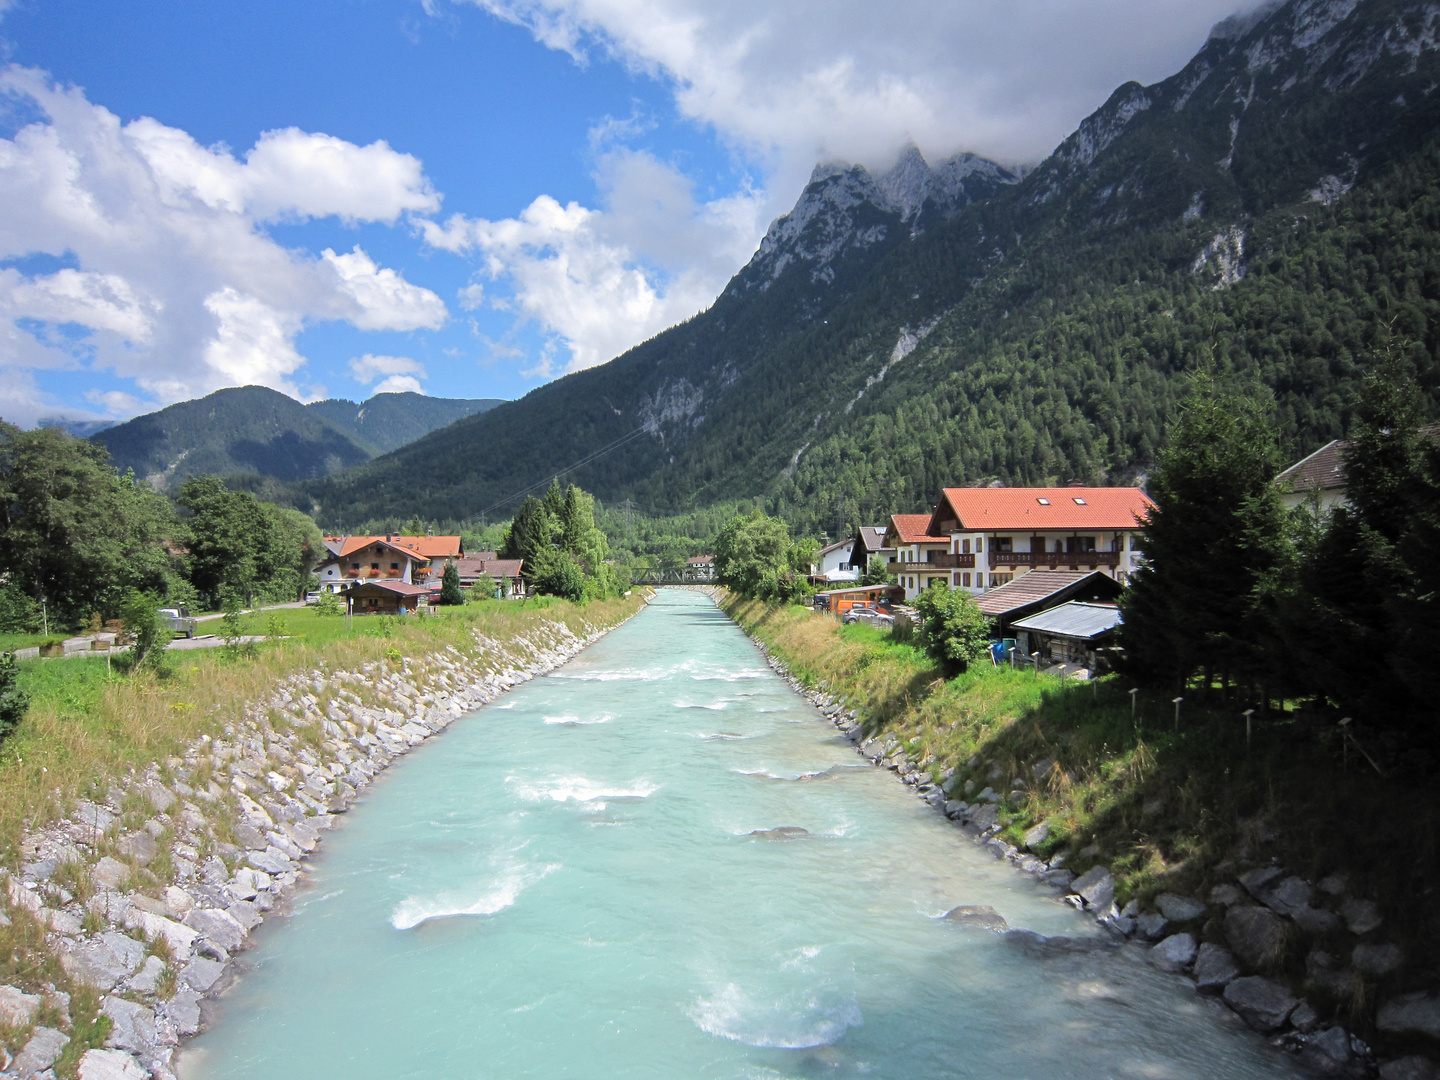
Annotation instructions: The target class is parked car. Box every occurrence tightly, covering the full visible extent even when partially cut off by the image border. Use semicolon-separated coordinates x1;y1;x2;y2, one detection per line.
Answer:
158;606;198;638
842;603;893;627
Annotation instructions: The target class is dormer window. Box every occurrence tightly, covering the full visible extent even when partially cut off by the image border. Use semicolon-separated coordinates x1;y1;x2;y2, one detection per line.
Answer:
1036;497;1050;505
1073;497;1087;505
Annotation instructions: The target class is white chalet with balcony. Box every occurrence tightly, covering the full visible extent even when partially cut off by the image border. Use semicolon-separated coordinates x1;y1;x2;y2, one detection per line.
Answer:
919;486;1154;594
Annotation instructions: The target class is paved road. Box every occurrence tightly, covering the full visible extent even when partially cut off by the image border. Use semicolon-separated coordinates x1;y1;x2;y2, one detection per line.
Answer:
194;600;308;623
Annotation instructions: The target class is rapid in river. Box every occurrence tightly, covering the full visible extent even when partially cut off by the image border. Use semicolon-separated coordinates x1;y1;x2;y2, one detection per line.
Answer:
183;590;1300;1079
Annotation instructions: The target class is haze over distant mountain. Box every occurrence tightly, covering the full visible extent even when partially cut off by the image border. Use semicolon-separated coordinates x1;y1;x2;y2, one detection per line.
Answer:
93;387;503;491
302;0;1440;532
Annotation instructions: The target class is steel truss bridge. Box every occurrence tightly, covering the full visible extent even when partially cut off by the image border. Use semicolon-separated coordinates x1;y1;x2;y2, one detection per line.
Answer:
629;568;716;586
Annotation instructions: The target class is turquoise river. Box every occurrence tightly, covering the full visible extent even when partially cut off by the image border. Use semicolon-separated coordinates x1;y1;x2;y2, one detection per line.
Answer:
183;590;1300;1079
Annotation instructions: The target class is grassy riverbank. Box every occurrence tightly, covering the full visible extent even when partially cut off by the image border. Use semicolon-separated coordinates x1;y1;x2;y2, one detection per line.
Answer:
723;595;1439;1017
0;595;643;865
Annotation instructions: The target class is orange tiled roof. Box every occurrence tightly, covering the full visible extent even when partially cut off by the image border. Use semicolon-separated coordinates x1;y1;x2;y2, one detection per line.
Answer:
887;513;948;545
929;487;1153;533
325;535;458;559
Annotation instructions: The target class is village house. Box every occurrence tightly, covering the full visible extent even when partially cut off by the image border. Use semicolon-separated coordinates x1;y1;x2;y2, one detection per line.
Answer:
1009;600;1124;671
811;538;859;584
423;555;527;598
316;537;432;593
315;535;464;594
883;514;953;601
919;486;1153;594
1275;441;1349;512
849;526;894;575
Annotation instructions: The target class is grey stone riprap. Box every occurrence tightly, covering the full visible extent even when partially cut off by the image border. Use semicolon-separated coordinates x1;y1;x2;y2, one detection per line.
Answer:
1353;942;1405;979
1154;893;1205;922
13;1025;70;1078
1378;993;1440;1042
1193;943;1240;994
1148;933;1197;973
1223;975;1299;1032
1380;1056;1440;1080
1136;912;1170;941
1224;905;1287;969
0;600;647;1080
1069;866;1115;912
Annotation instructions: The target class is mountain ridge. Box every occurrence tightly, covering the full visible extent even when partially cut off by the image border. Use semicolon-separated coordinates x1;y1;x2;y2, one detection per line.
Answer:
91;386;503;491
298;0;1440;530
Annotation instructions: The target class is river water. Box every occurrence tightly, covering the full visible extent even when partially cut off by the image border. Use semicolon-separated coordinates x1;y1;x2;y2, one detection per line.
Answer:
184;590;1298;1079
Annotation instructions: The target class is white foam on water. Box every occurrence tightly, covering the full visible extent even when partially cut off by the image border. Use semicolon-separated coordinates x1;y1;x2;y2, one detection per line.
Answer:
731;767;831;782
688;982;862;1049
542;713;612;725
781;946;823;970
696;732;757;741
491;701;515;709
674;699;729;710
506;775;658;804
389;861;558;930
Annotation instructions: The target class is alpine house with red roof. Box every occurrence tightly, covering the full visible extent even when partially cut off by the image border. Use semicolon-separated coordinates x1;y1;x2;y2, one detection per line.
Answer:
917;486;1155;595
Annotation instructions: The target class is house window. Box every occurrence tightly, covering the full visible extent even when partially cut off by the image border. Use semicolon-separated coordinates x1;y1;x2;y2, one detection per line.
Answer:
350;563;359;570
391;562;399;570
990;573;1014;587
962;573;971;587
961;539;970;554
1066;536;1097;553
1073;497;1087;505
975;536;984;553
1036;497;1050;505
995;536;1013;553
371;563;380;570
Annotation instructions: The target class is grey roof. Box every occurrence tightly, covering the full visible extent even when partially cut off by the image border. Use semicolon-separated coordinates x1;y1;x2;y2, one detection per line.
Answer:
1010;601;1122;640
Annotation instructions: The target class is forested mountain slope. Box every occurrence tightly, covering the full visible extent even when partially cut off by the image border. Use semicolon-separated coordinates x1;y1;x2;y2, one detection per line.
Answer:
303;0;1440;532
94;386;503;490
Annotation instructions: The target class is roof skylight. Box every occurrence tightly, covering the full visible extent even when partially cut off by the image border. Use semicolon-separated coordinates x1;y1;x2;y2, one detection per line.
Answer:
1036;497;1050;505
1073;497;1087;505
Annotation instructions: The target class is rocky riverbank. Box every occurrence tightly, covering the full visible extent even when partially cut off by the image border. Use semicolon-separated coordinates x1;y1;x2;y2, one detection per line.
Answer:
0;597;646;1080
736;622;1437;1080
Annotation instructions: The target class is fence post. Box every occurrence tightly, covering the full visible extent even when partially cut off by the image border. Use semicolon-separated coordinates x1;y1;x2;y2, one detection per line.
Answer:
1243;708;1255;750
1172;696;1183;732
1130;688;1139;725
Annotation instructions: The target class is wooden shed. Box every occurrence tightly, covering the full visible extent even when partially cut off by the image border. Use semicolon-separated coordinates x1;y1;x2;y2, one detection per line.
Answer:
341;580;429;615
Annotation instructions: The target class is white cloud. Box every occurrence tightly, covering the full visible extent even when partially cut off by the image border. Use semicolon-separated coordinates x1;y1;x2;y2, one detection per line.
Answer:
427;0;1263;379
420;146;765;373
349;352;426;384
371;373;424;394
0;66;447;424
465;0;1267;169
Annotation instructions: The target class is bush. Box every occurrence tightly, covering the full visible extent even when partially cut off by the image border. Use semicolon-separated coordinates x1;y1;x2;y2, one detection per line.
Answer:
535;553;586;601
120;590;166;671
0;585;40;634
314;591;343;617
0;652;27;740
913;585;993;676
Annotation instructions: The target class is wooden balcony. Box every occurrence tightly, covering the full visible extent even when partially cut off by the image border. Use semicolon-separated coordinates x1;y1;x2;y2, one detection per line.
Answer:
888;553;974;573
990;550;1121;568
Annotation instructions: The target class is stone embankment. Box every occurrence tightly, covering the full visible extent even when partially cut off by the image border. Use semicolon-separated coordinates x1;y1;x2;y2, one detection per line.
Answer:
744;633;1437;1080
0;604;642;1080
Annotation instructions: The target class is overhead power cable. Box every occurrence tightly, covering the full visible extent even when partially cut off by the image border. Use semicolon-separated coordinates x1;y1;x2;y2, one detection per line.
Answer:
478;425;650;519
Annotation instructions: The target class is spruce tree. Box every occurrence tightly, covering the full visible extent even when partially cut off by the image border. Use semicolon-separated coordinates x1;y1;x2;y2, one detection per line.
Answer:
438;560;465;606
1119;376;1288;697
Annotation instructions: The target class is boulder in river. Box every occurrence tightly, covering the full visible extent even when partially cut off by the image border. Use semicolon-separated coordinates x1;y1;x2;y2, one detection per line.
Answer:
1147;933;1197;973
1380;1056;1440;1080
942;905;1009;931
747;827;809;841
1069;866;1115;912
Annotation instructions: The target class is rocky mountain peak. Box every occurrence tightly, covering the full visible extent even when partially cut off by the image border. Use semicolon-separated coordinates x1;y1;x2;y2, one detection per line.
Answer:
742;147;1017;289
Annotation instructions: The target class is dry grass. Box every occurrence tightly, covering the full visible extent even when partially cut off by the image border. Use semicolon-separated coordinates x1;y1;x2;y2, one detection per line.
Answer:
0;595;642;865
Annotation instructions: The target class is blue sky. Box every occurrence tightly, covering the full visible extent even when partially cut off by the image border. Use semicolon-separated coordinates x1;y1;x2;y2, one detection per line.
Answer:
0;0;1258;425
